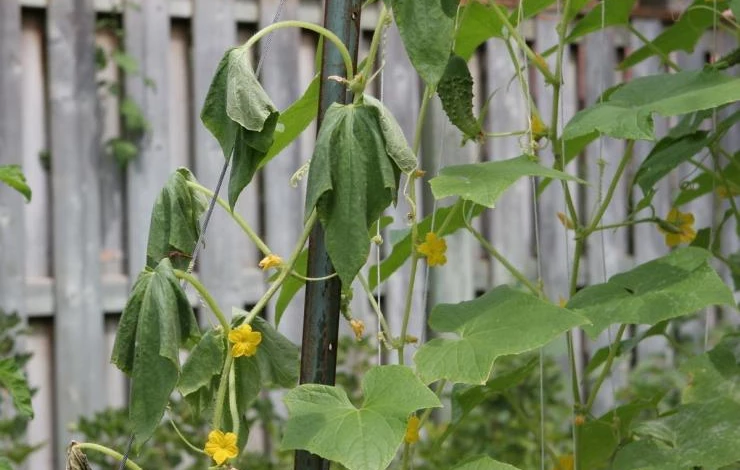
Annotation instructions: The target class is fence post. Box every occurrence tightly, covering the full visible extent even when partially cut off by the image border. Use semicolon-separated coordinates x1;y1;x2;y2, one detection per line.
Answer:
295;0;361;469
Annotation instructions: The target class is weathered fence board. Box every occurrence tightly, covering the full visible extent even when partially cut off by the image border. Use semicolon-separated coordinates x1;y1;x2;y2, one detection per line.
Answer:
46;0;105;465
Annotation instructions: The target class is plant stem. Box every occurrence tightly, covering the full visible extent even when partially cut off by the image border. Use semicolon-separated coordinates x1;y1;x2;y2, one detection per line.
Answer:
357;272;393;344
244;20;354;81
74;443;144;470
490;4;559;84
229;360;240;437
584;324;627;412
168;418;206;455
359;4;390;85
174;269;230;332
583;141;635;236
243;211;319;325
289;270;337;282
627;24;681;72
398;86;434;365
465;222;541;296
212;353;234;430
187;181;271;256
586;217;658;234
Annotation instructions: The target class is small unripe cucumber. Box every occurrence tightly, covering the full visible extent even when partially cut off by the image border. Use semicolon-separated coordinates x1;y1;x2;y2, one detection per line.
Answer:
437;54;482;142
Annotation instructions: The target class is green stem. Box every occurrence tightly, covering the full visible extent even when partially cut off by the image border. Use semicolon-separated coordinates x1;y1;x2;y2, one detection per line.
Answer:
243;211;319;325
187;181;271;256
586;217;658;234
490;4;559;85
212;353;234;430
417;380;447;429
289;270;337;282
465;222;541;296
359;4;391;85
583;141;635;236
229;360;240;437
484;129;528;138
357;272;393;344
584;324;627;412
398;86;434;365
174;269;230;332
168;418;206;455
245;20;354;81
627;24;681;72
73;443;144;470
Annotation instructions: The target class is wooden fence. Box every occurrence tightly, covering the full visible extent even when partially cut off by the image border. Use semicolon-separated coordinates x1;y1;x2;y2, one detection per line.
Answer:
0;0;738;468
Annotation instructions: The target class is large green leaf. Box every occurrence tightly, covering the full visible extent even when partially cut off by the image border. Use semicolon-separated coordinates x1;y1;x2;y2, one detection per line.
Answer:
613;398;740;470
566;0;637;42
391;0;455;85
451;455;522;470
415;286;588;384
430;155;585;208
111;259;200;445
619;0;728;70
146;168;208;271
247;314;300;388
732;0;740;20
262;75;320;167
0;358;33;418
282;365;441;470
228;112;279;209
305;103;401;286
634;131;708;194
567;247;735;339
0;165;31;202
680;334;740;405
201;49;237;159
367;201;485;291
563;69;740;141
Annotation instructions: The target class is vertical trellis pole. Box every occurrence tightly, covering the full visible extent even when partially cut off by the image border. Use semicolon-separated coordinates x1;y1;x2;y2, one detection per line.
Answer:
296;0;361;469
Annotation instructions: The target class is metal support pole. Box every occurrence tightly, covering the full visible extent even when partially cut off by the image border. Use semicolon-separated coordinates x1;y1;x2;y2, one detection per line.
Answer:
295;0;361;469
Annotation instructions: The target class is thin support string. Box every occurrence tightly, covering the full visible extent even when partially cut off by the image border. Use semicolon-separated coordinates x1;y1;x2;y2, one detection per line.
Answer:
376;19;389;365
705;0;718;352
553;0;578;466
117;1;288;468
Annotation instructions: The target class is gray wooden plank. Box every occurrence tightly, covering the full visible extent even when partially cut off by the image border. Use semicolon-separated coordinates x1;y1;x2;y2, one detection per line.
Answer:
0;0;25;318
192;0;245;322
21;14;51;279
258;0;305;343
381;23;425;365
24;320;55;470
46;0;105;463
124;0;172;278
97;30;126;276
485;39;536;286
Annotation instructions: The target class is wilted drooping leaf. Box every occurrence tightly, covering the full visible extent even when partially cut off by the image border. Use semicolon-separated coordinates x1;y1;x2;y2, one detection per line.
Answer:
111;259;200;445
200;45;279;209
282;365;441;470
146;168;208;271
305;102;409;286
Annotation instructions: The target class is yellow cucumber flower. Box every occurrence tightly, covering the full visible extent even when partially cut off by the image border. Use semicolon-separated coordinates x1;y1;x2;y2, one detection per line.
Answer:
404;415;420;444
228;323;262;358
657;208;696;247
258;253;283;270
204;429;238;465
417;232;447;266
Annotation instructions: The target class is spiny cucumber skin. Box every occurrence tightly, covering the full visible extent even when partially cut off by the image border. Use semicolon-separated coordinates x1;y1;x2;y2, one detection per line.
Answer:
437;54;482;142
